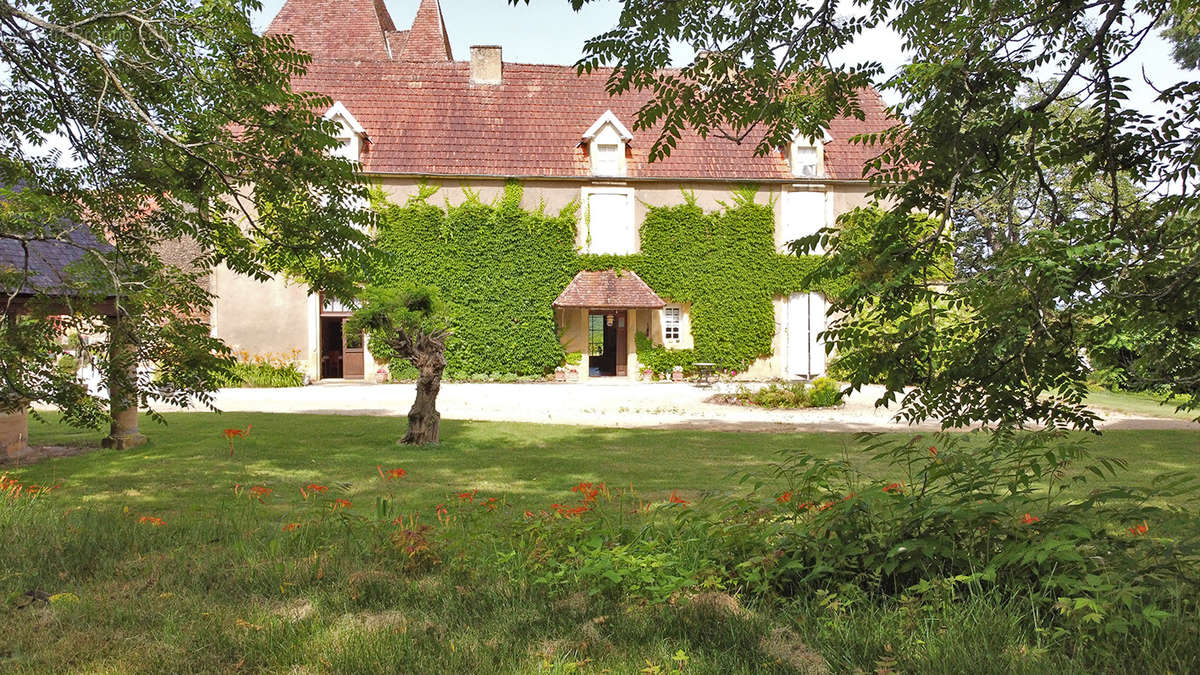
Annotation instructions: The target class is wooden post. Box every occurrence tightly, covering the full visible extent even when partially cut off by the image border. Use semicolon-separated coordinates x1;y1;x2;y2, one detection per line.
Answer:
102;314;146;450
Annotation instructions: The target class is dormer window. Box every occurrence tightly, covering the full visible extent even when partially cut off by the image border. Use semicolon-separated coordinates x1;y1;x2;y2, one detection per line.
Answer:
789;130;832;178
583;110;633;177
323;101;367;163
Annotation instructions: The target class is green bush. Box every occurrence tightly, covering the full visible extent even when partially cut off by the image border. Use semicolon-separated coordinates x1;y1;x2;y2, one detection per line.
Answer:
808;377;843;407
54;354;79;379
215;352;304;388
563;351;583;366
388;360;420;382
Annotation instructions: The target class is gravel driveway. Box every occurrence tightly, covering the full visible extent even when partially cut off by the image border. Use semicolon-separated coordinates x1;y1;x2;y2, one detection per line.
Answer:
165;381;1199;432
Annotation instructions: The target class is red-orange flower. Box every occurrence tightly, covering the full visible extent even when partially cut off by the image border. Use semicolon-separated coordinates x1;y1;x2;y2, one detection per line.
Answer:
1129;521;1149;536
456;490;477;502
777;491;793;504
483;497;498;511
305;484;328;493
378;466;408;480
883;483;902;493
333;498;352;509
139;516;166;527
929;446;938;457
249;485;272;498
523;510;534;518
1021;513;1040;525
668;490;689;506
282;523;301;532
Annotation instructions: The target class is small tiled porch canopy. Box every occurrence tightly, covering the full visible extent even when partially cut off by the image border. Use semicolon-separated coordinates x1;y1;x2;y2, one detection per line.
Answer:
552;270;665;310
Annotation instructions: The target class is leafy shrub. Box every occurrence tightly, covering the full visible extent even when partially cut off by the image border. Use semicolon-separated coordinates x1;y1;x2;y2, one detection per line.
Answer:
715;381;842;409
216;351;304;388
564;351;583;366
54;354;79;379
635;332;695;376
808;377;843;407
388;360;420;381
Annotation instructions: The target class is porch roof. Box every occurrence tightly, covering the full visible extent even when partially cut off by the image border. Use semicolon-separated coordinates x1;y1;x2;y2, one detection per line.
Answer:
553;270;666;310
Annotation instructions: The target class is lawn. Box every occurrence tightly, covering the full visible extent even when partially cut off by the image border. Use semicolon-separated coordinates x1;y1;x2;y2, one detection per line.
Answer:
2;413;1198;673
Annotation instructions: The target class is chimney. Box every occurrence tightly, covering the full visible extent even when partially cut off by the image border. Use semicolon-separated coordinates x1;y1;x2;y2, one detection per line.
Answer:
471;46;503;85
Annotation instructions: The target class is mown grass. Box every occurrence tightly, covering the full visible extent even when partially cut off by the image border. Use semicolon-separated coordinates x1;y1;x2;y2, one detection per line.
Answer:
1;413;1197;673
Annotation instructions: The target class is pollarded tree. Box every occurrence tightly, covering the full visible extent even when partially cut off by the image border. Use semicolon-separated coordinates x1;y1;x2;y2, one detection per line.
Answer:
348;286;451;445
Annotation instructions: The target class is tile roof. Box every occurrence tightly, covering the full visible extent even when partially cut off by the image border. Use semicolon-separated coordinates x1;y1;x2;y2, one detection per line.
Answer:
268;0;895;181
266;0;396;62
554;270;666;309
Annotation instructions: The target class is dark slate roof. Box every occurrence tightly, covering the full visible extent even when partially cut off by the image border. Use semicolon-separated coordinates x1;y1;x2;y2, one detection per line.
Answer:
0;225;109;297
553;270;666;309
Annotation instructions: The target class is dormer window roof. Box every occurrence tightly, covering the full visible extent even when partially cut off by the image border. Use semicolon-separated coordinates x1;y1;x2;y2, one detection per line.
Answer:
324;101;367;162
584;110;632;177
789;129;833;179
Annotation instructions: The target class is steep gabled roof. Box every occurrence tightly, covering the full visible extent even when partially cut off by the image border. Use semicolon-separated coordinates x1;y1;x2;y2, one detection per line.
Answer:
266;0;397;62
554;270;666;310
398;0;453;62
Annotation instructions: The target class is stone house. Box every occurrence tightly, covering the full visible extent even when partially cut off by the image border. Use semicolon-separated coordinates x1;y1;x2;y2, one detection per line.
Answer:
211;0;893;381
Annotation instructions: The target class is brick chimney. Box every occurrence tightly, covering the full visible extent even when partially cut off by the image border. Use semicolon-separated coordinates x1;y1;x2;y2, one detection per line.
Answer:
471;46;502;85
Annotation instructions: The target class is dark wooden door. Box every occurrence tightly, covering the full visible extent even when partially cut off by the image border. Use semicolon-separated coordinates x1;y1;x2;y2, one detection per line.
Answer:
342;320;364;380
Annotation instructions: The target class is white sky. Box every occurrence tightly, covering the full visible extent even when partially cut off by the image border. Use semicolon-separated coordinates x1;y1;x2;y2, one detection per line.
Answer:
254;0;1192;115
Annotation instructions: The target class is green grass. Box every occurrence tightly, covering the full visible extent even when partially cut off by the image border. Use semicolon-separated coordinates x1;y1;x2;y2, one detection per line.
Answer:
1;414;1197;673
1085;387;1198;420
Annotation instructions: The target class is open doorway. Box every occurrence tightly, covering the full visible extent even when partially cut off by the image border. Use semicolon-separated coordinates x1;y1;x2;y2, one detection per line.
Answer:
319;316;366;380
588;310;627;377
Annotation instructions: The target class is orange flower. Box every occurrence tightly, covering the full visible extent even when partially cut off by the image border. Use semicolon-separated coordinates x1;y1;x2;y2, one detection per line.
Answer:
333;498;352;509
929;446;938;457
882;483;902;493
305;484;328;493
1128;521;1149;535
383;467;408;480
249;485;272;498
222;424;252;458
523;510;534;518
668;490;689;506
483;497;498;511
138;516;166;527
1021;513;1040;525
456;490;477;503
435;504;449;523
776;491;793;504
282;523;301;532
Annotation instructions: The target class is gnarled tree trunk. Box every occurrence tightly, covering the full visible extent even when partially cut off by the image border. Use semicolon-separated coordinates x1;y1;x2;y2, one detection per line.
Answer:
403;347;445;445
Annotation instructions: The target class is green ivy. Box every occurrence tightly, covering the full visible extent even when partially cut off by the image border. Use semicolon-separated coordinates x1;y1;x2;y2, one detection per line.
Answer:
370;182;837;375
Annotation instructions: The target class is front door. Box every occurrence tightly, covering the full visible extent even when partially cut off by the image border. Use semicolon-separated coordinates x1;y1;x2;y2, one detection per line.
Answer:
342;322;364;380
588;311;627;377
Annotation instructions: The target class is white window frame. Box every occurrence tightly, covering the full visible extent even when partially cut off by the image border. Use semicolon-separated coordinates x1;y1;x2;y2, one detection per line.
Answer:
663;305;682;343
789;129;832;179
323;101;367;164
580;186;637;255
583;110;633;177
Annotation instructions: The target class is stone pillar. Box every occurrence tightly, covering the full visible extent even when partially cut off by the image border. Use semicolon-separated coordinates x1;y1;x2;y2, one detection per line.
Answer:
626;309;639;379
102;316;146;450
1;406;29;461
578;307;590;381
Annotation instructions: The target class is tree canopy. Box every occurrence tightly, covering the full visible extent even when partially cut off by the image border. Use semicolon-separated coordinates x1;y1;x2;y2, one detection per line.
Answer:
0;0;371;422
531;0;1200;429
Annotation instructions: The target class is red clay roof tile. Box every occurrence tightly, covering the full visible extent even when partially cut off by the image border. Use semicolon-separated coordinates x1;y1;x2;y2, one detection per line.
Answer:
554;270;666;309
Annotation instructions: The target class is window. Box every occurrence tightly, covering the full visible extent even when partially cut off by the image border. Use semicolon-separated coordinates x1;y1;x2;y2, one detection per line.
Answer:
663;306;681;342
583;110;632;177
588;314;605;356
582;187;636;254
780;189;827;255
792;146;818;177
323;101;366;164
594;143;621;176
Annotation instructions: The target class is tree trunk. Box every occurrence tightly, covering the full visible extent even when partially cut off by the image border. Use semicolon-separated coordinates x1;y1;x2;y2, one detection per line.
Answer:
403;349;445;445
102;313;146;449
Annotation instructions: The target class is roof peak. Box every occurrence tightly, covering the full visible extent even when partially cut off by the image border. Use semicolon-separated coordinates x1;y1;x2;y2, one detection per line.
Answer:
399;0;453;62
267;0;396;62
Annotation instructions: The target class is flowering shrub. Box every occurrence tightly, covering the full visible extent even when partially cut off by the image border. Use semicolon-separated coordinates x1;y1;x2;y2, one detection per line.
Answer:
714;378;843;409
216;350;304;388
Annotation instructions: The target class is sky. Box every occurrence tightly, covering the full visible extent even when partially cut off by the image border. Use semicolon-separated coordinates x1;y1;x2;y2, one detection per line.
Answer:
252;0;1192;115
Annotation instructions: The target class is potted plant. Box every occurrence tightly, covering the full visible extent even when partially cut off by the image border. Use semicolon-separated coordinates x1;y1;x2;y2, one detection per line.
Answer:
564;352;583;382
671;365;684;382
641;367;653;381
554;366;566;382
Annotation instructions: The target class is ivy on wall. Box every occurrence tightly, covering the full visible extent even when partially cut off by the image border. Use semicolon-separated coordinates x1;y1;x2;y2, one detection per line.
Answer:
370;183;835;375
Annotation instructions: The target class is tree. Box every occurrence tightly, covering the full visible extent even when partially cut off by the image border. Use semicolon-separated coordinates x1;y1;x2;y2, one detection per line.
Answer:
531;0;1200;429
0;1;371;438
348;286;451;445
